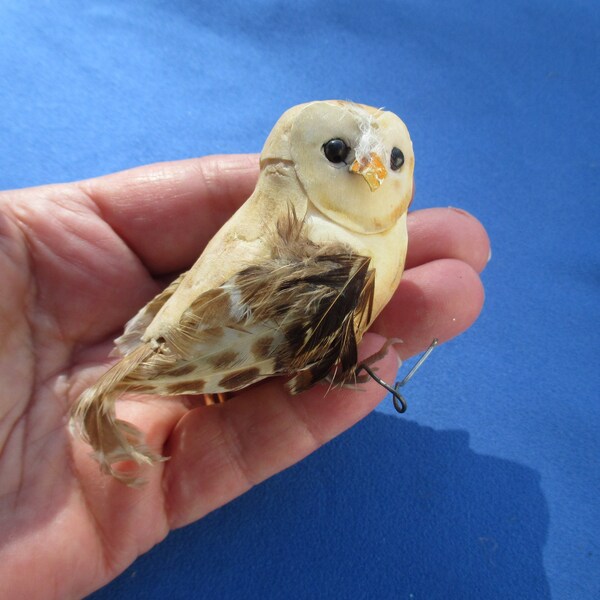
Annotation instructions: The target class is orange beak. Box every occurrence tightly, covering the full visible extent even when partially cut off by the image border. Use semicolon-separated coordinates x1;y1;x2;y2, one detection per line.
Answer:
350;152;388;191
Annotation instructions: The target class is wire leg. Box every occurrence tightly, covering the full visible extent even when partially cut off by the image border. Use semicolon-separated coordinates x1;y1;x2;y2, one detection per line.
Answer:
357;338;438;414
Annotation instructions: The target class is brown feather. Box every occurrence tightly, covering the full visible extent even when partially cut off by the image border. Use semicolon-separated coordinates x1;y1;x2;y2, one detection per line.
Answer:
70;344;164;485
70;208;375;484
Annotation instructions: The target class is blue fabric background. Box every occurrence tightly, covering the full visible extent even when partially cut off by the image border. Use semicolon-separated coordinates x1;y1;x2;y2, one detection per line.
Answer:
1;1;598;598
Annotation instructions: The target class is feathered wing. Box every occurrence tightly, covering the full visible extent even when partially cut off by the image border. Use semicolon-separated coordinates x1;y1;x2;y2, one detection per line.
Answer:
70;214;375;484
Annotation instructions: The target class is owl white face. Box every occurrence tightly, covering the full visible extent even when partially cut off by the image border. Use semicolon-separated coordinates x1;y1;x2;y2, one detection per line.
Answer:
283;101;414;234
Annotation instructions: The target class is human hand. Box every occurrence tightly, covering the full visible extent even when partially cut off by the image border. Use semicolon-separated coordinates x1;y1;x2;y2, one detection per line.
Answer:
0;154;489;599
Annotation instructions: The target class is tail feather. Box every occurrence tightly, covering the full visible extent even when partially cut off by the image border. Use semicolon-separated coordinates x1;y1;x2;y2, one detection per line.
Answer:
69;345;164;486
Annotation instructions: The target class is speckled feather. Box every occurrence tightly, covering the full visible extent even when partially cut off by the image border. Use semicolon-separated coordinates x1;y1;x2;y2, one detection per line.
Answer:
72;211;375;483
122;211;375;396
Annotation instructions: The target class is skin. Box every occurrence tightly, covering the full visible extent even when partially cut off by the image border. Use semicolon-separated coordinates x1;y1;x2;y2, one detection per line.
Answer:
0;154;489;599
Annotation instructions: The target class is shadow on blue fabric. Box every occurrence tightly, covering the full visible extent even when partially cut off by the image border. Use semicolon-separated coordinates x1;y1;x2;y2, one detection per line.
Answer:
91;413;550;599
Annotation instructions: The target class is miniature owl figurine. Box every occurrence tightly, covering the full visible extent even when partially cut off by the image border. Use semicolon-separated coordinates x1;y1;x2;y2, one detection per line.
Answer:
70;100;415;484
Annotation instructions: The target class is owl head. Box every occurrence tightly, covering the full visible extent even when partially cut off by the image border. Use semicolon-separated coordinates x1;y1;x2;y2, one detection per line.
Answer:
261;100;414;234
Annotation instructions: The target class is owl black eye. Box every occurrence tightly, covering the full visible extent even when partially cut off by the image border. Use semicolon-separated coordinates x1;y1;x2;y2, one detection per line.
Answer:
390;147;404;171
323;138;350;164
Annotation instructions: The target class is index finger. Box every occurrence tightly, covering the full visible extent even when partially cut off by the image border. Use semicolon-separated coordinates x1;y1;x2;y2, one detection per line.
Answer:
78;154;260;275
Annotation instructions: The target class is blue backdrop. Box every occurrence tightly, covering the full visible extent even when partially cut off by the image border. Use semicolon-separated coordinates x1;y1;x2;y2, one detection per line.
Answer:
1;1;598;598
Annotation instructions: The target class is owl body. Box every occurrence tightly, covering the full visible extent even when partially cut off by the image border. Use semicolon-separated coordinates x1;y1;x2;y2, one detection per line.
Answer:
71;100;415;483
137;174;408;345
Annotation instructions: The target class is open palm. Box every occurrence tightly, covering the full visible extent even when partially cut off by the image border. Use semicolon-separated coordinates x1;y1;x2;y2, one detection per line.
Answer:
0;154;489;599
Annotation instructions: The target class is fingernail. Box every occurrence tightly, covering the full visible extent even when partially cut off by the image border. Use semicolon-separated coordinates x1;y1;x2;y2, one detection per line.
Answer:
448;206;471;217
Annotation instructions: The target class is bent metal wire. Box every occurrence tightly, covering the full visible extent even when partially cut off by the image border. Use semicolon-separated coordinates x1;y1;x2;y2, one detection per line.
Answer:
357;338;439;413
